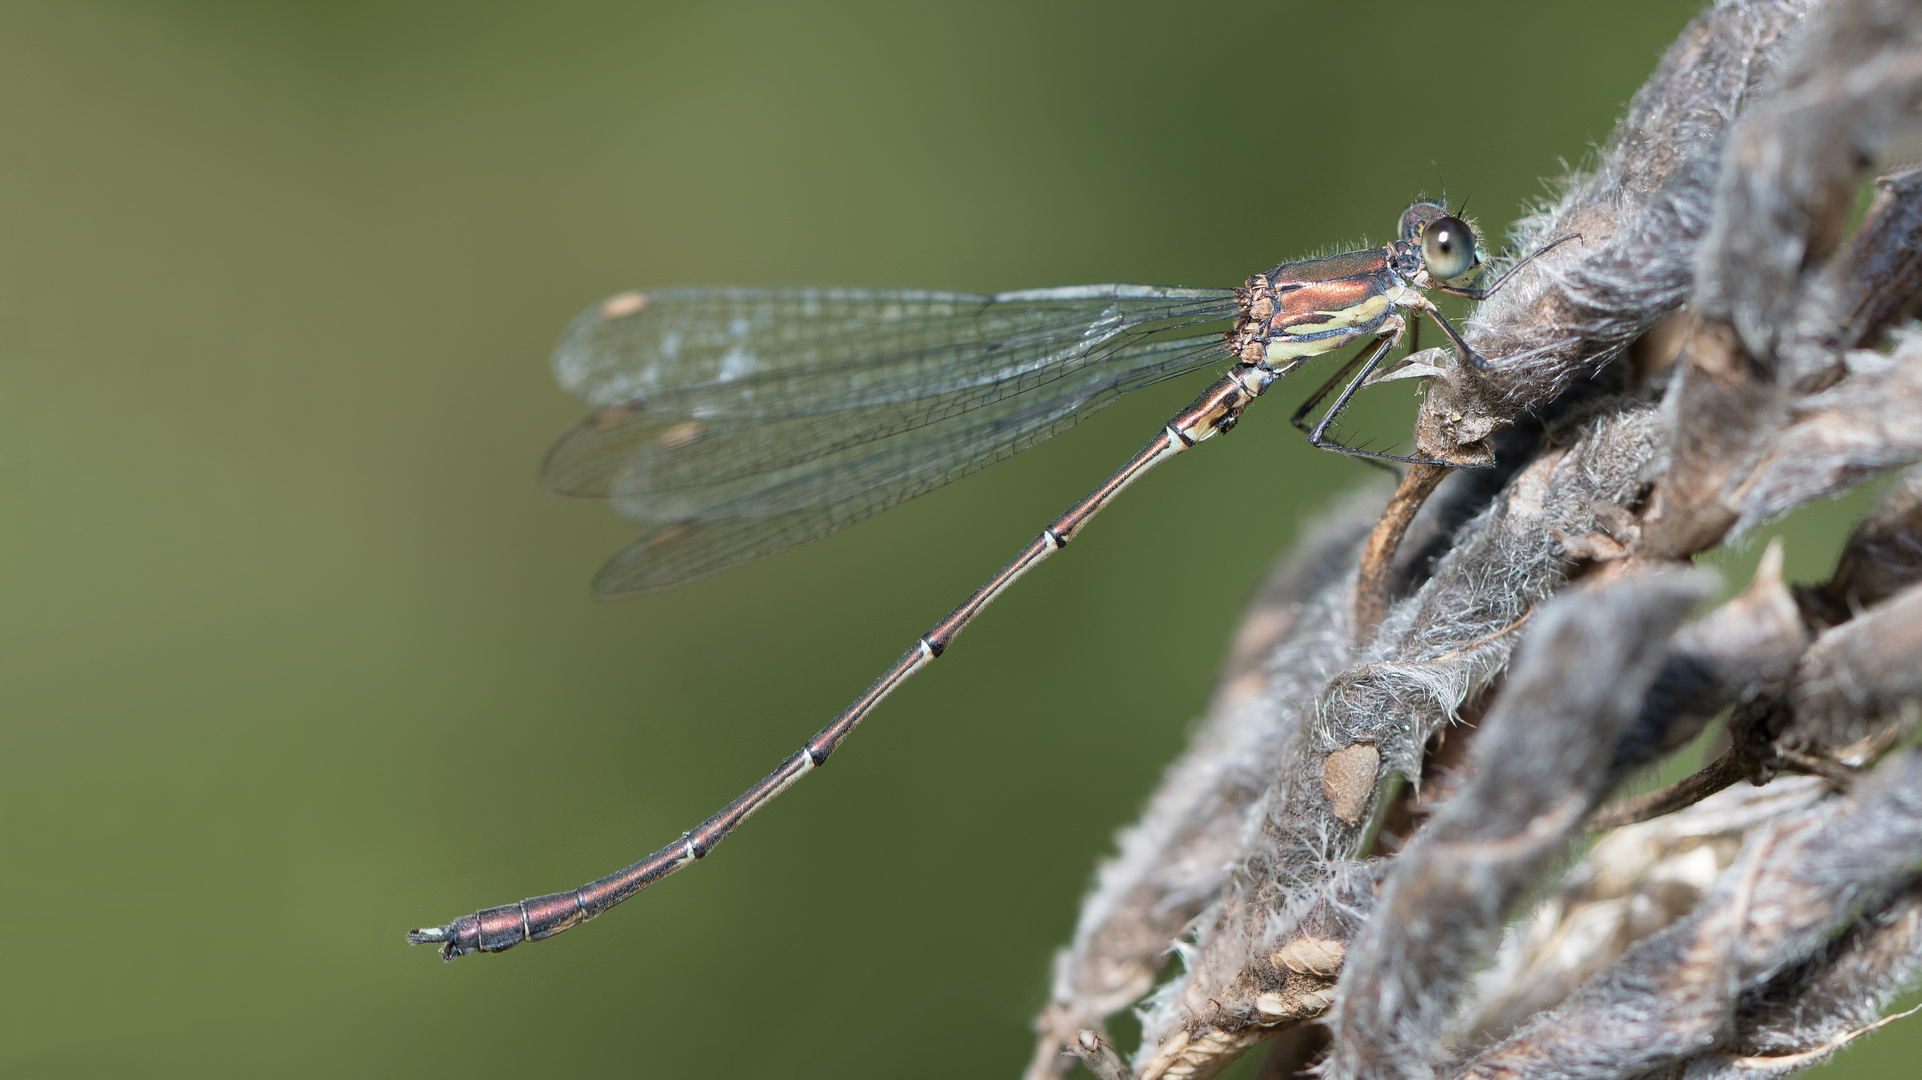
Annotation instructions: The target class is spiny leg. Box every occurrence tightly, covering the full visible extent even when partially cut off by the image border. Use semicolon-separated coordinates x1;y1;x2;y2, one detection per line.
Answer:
408;364;1275;959
1289;339;1381;437
1304;322;1461;467
1306;331;1484;468
1408;297;1489;370
1290;339;1407;477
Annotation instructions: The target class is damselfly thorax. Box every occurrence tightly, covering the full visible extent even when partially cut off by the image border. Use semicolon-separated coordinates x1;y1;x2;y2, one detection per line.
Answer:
1232;200;1484;370
408;199;1570;959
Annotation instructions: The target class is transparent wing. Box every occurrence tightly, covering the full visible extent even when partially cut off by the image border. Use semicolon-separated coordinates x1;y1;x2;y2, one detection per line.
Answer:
542;285;1241;596
543;285;1238;496
586;332;1226;595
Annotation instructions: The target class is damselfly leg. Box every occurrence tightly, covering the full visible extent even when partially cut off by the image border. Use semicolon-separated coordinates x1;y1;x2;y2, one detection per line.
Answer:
1290;340;1379;439
1288;307;1494;467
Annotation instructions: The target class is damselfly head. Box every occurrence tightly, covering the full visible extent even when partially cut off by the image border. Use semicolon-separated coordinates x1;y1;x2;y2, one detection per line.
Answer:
1398;200;1482;285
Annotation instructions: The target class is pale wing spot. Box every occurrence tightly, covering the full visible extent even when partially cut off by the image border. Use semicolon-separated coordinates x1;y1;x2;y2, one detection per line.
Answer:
600;291;649;319
656;421;703;449
587;401;643;430
643;520;698;553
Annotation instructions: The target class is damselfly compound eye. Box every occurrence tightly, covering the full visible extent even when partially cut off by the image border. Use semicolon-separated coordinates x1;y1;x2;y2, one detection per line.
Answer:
1422;216;1477;281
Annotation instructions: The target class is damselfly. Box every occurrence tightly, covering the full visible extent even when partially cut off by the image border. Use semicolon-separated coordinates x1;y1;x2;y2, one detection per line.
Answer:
409;199;1558;958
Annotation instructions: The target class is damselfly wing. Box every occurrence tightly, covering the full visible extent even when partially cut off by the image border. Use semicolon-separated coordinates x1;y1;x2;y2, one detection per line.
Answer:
542;286;1242;596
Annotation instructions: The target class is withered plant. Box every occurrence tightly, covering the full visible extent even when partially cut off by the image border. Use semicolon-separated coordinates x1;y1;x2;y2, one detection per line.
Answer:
1030;2;1922;1077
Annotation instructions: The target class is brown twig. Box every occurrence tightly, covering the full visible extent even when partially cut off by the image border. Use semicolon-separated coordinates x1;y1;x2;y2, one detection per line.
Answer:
1589;747;1750;832
1353;463;1451;641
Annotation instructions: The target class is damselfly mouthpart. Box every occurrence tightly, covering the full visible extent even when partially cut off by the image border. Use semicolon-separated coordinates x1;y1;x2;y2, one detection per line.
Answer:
408;199;1564;959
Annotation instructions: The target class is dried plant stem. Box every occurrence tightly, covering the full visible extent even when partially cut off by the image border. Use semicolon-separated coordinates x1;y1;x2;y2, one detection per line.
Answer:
1589;747;1749;832
1354;463;1452;641
1028;4;1922;1078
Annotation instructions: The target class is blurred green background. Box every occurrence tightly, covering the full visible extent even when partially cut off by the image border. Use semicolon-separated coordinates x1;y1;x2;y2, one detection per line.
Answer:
1;2;1911;1077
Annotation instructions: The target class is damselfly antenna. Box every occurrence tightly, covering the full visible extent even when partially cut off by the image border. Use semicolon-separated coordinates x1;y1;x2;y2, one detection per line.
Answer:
1434;231;1583;303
